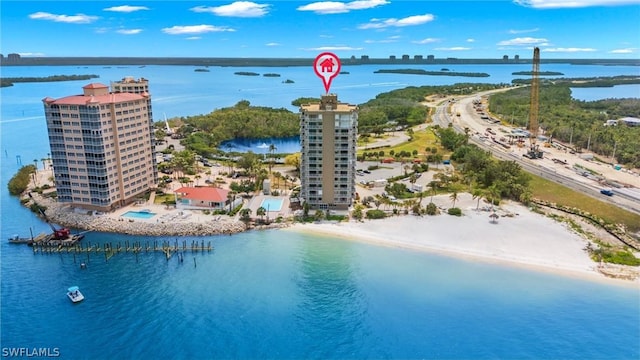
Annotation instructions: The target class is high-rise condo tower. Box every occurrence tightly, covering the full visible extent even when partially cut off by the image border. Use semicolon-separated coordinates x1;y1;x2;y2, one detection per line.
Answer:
299;94;358;211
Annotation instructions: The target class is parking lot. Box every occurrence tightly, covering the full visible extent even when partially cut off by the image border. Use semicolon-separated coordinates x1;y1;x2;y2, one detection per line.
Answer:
355;160;452;200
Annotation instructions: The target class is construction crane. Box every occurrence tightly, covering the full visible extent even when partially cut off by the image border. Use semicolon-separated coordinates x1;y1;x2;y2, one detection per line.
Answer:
525;47;544;159
28;192;71;240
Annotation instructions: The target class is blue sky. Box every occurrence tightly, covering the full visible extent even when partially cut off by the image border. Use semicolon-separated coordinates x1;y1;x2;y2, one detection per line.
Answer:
1;0;639;59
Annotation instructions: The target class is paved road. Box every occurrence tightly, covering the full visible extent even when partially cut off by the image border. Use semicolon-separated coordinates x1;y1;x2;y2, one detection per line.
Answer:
434;89;640;215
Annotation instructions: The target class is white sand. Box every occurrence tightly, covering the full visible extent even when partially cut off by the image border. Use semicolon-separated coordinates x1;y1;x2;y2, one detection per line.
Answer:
286;194;638;284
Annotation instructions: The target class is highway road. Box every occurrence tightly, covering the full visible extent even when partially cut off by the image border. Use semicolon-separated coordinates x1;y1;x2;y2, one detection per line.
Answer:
432;89;640;215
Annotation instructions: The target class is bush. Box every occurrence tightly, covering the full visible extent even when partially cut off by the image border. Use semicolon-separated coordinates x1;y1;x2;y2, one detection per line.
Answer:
447;207;462;216
366;209;386;219
7;165;36;196
425;202;438;215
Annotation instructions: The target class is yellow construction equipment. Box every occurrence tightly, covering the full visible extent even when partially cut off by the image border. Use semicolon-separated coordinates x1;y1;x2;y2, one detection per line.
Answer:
525;47;544;159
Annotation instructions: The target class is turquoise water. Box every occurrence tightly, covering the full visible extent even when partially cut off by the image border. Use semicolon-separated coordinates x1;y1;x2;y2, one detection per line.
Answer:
2;230;639;359
220;136;300;154
570;84;640;101
260;198;284;212
2;65;639;359
122;210;157;219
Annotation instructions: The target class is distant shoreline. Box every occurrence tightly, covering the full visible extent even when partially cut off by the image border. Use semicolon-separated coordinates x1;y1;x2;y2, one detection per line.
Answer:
2;57;639;67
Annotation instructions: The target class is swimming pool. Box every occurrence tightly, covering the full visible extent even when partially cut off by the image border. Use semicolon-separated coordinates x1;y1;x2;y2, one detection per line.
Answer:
122;210;157;219
260;198;284;212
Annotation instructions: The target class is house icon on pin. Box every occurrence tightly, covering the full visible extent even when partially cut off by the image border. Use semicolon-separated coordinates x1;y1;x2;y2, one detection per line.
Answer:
320;58;335;73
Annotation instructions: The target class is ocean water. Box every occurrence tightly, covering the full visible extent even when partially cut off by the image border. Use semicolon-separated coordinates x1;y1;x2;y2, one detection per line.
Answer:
1;64;639;359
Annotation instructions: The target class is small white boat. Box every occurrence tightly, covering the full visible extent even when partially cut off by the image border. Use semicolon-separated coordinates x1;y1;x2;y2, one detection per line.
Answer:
67;286;84;303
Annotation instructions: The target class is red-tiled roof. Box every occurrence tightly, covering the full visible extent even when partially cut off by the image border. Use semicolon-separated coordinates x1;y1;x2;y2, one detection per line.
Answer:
49;92;145;105
174;187;229;202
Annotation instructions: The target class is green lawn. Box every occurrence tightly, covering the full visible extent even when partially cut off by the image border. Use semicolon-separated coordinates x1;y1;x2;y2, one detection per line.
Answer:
359;129;445;158
530;175;640;233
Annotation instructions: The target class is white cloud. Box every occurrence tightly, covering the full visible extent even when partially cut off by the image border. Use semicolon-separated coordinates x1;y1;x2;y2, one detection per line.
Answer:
543;47;597;52
513;0;640;8
509;27;539;34
103;5;149;13
116;29;143;35
610;48;636;53
365;35;401;43
359;14;435;29
190;2;269;17
434;47;471;51
412;37;440;44
187;37;202;40
297;0;389;14
303;45;364;51
265;42;281;46
162;25;236;35
28;12;98;24
466;38;475;43
498;37;548;46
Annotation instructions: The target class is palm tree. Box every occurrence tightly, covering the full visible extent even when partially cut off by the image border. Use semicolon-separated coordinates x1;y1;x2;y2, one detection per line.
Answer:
273;171;282;189
240;208;252;222
472;188;485;210
33;159;38;172
256;206;266;222
429;180;439;202
449;190;459;208
488;185;501;211
268;144;277;174
227;191;237;213
194;174;201;186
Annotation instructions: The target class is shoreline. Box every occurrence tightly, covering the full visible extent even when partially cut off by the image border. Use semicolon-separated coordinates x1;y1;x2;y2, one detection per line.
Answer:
284;200;640;286
26;192;249;237
22;174;639;284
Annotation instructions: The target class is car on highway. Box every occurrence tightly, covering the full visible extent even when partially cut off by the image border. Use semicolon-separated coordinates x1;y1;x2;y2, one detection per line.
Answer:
600;189;614;196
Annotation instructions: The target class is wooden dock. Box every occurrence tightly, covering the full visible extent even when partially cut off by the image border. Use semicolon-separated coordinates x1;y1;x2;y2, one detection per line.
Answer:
32;239;213;263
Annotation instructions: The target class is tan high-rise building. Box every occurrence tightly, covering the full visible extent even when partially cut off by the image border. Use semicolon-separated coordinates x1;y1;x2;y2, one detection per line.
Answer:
299;94;358;211
43;82;156;211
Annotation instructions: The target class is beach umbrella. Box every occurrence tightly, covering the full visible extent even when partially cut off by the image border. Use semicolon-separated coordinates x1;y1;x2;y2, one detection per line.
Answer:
489;213;499;224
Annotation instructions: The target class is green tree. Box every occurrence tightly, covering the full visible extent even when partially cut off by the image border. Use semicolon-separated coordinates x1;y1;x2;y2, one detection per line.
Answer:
256;206;266;222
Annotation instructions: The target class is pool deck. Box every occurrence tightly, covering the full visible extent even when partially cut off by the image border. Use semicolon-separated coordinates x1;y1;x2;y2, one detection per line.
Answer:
248;195;291;219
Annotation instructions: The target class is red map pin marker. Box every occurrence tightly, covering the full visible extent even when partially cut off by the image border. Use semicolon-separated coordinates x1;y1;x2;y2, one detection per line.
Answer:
313;52;341;93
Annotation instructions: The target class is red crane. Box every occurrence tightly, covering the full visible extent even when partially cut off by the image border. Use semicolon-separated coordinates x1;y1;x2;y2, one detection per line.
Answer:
28;192;71;240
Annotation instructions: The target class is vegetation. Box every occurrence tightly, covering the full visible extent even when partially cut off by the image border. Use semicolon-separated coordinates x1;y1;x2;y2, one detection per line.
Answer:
591;245;640;266
179;101;299;157
263;73;280;77
7;165;36;196
489;82;640;167
357;83;506;135
373;69;490;77
234;71;259;76
512;71;563;76
291;97;321;107
529;175;640;233
1;74;99;87
366;209;386;219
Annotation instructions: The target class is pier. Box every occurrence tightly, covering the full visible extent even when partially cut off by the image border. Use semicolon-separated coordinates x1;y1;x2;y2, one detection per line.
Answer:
31;239;213;262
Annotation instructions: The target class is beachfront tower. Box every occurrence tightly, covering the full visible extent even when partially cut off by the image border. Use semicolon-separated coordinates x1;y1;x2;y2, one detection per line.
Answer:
299;94;358;211
42;82;156;212
111;77;158;181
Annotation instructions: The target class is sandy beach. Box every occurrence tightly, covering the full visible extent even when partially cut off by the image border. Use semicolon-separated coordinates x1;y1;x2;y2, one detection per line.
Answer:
286;193;640;284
